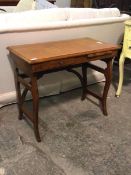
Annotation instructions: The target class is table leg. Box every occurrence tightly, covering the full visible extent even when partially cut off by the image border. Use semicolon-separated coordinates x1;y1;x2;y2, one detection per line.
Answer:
81;64;87;100
14;69;42;142
14;68;23;120
86;58;113;116
31;75;41;142
102;59;112;116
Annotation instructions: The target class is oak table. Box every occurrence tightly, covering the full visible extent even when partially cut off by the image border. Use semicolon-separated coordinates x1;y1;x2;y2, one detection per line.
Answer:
7;38;118;142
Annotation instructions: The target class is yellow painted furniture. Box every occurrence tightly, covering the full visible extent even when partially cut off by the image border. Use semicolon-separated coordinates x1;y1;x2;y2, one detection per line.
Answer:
116;20;131;97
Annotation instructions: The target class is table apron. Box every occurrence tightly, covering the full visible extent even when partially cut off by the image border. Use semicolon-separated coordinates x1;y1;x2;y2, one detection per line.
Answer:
32;53;116;73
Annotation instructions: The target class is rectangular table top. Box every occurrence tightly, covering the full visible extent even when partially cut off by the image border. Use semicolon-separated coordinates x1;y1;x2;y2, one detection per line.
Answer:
7;38;118;64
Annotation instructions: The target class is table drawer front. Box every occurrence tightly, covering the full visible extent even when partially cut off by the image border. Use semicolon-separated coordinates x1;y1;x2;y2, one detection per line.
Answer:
32;56;88;72
32;51;115;72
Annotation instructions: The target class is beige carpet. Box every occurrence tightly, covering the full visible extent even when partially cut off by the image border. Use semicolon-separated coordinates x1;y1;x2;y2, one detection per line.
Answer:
0;63;131;175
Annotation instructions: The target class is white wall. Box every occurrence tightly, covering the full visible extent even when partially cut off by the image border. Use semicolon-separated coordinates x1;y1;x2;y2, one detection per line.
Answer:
56;0;71;7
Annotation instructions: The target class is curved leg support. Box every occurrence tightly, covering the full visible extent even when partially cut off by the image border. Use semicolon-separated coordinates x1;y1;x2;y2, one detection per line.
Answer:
21;88;28;104
67;67;86;100
116;53;125;97
102;59;112;116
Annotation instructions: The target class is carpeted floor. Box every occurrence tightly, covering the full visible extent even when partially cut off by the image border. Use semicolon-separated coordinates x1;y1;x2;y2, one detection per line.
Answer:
0;63;131;175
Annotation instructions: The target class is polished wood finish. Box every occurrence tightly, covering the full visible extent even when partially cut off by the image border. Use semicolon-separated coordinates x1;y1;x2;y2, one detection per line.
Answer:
8;38;118;64
8;38;118;142
0;0;18;6
71;0;92;8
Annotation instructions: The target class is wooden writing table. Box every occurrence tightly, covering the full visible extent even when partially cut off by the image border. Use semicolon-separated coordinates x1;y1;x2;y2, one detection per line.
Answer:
7;38;118;142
